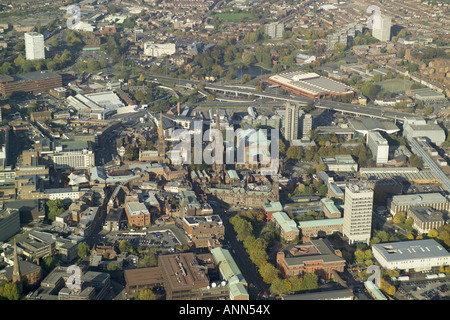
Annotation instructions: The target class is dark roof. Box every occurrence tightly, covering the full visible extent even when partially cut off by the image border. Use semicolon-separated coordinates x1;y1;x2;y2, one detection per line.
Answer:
14;71;61;82
2;260;41;279
281;239;345;266
283;288;354;300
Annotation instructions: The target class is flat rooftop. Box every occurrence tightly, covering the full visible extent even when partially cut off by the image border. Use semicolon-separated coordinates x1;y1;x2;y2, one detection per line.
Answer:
372;239;450;262
268;70;354;95
349;117;399;134
391;193;448;206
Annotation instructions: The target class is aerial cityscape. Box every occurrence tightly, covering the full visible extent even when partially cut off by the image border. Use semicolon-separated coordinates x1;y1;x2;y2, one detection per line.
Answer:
0;0;450;304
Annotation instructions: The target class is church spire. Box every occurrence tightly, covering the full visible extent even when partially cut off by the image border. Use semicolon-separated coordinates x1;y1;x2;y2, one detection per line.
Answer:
12;238;22;292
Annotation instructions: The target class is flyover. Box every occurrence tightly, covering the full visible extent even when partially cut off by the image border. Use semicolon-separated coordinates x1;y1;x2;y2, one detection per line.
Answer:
149;74;420;123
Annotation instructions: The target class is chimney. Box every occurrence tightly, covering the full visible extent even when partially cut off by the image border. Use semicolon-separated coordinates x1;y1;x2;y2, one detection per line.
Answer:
334;250;343;257
177;102;181;115
302;236;311;244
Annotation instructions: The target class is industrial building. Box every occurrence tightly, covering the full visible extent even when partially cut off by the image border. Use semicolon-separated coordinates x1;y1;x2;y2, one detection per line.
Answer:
349;117;400;135
320;155;358;172
388;193;450;215
144;43;176;57
0;71;62;97
372;239;450;272
267;71;355;99
403;119;446;146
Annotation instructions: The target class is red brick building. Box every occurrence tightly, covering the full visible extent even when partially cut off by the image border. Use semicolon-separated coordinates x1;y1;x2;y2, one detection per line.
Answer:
276;238;346;280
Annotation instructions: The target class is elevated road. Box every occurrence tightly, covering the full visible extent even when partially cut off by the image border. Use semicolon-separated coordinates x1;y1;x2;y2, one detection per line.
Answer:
149;74;420;123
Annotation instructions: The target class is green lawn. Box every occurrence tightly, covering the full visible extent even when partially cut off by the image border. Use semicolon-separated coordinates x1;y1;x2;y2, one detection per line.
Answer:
379;79;415;93
214;12;254;22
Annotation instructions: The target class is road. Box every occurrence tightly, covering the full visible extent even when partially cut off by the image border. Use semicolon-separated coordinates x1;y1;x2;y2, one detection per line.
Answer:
147;74;421;123
215;206;270;298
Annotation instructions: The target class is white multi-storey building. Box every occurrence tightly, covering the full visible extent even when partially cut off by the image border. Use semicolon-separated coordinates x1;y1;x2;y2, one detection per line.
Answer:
25;32;45;60
343;183;374;244
264;23;284;39
144;43;176;58
367;131;389;164
284;103;299;142
372;14;391;42
50;140;95;170
372;239;450;272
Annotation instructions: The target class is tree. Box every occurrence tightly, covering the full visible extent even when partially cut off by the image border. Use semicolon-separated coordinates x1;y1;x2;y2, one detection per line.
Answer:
46;199;65;221
138;253;158;268
42;255;60;273
428;229;438;238
242;53;257;66
0;281;20;300
278;139;286;156
124;144;138;161
119;239;134;253
408;154;423;168
286;146;303;161
107;262;121;271
315;164;326;172
393;211;406;224
259;263;279;284
354;249;366;264
51;37;59;48
288;276;302;293
0;62;15;75
405;217;414;228
361;82;378;101
300;273;319;291
134;289;156;300
240;73;252;84
270;278;291;296
77;242;90;258
230;215;253;241
423;106;433;116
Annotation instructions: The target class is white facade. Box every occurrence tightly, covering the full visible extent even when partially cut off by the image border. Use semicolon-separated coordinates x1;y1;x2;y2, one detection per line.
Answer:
25;32;45;60
372;14;391;42
367;131;389;164
372;239;450;272
264;23;284;39
52;152;94;169
403;119;446;145
343;183;373;244
44;188;83;200
284;103;299;142
144;43;176;57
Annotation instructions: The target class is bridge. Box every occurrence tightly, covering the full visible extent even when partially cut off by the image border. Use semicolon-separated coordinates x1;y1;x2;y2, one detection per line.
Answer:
149;74;420;123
